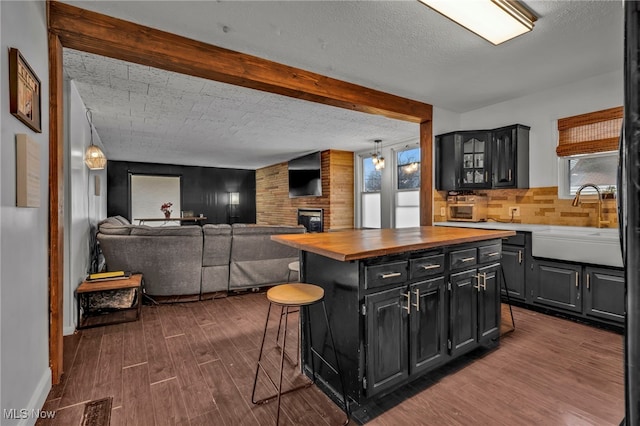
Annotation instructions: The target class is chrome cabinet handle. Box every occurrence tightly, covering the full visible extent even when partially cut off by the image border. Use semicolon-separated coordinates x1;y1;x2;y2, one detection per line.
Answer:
403;291;411;313
508;169;513;181
518;250;523;264
485;171;489;182
461;257;475;262
474;273;487;290
575;272;579;288
587;273;590;290
421;264;441;270
487;252;500;257
380;272;402;279
412;289;420;312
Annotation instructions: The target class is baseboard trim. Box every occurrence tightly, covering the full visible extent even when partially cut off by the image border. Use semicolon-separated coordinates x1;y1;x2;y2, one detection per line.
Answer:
63;325;76;336
16;367;51;426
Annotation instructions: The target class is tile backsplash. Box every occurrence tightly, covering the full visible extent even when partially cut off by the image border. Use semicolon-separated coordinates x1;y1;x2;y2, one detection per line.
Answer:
433;186;618;228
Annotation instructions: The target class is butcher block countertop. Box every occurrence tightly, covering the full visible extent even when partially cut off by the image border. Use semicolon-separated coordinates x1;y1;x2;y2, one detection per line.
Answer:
271;226;515;262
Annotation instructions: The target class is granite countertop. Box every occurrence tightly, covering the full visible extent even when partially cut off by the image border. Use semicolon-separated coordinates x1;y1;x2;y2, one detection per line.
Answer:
272;226;514;261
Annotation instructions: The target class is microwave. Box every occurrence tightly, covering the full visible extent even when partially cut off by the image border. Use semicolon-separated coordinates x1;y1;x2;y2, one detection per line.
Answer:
446;195;488;222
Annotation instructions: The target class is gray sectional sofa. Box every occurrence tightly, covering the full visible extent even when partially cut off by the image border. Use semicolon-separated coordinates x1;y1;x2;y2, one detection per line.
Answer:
97;216;304;300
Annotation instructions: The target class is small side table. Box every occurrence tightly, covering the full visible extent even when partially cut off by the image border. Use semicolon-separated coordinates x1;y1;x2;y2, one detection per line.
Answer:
76;274;143;329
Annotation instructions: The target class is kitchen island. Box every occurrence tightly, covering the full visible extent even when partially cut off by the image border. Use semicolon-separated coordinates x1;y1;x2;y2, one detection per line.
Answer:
272;226;515;414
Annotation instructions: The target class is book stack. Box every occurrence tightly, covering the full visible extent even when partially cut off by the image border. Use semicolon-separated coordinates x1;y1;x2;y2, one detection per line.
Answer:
86;271;131;282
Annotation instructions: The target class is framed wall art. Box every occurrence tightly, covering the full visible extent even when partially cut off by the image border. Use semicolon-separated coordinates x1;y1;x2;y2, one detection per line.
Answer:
9;48;41;133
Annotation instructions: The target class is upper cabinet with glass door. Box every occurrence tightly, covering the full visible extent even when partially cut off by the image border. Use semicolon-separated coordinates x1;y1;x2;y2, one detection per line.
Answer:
461;131;492;188
435;125;529;191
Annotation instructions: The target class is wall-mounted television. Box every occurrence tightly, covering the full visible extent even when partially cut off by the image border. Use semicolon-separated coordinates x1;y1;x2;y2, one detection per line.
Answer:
288;151;322;198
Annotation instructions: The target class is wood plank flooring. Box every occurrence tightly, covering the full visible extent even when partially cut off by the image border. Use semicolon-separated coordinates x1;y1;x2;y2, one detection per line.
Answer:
37;293;624;425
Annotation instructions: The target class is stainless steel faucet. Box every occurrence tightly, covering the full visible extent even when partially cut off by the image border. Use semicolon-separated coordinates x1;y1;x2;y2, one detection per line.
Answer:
571;184;610;228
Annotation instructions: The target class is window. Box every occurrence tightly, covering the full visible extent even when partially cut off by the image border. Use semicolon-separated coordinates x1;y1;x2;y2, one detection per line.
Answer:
560;152;618;196
396;147;420;190
357;143;420;229
557;107;621;198
395;147;420;228
363;156;382;192
362;156;381;228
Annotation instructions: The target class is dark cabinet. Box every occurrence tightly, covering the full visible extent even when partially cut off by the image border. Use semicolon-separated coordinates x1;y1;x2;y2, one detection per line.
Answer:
532;260;582;313
460;131;492;189
365;275;447;397
435;124;529;190
303;240;505;406
492;125;530;188
501;244;526;301
477;263;501;344
409;277;448;375
583;267;625;323
449;269;478;357
435;130;491;191
365;286;409;396
449;263;501;357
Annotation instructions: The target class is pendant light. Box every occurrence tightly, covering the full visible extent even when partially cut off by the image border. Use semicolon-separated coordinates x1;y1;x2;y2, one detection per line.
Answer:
84;109;107;170
372;139;385;170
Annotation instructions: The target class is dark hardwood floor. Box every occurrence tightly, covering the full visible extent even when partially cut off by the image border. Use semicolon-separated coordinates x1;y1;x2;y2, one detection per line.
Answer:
37;293;623;425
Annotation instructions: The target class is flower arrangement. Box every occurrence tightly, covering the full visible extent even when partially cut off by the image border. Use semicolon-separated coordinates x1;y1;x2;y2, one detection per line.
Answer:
161;202;173;218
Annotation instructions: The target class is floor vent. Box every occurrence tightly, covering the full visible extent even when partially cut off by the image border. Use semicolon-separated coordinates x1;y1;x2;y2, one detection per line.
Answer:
81;397;112;426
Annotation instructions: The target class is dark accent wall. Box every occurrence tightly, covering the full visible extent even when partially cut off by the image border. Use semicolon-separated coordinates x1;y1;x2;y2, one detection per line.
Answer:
107;160;256;224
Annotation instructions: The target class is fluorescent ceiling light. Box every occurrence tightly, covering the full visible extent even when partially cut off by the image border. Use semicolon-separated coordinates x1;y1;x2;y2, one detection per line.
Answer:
418;0;537;45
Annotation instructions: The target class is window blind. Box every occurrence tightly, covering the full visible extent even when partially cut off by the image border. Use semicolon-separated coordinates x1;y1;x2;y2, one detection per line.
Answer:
556;106;623;157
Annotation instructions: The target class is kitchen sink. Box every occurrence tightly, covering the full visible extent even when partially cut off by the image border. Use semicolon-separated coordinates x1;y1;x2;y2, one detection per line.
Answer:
532;226;622;267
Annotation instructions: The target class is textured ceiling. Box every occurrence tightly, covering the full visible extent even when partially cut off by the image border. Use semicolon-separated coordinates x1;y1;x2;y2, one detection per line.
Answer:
63;49;418;169
61;0;623;170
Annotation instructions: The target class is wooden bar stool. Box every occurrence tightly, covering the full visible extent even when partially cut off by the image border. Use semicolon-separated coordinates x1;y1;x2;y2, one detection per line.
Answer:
252;283;349;425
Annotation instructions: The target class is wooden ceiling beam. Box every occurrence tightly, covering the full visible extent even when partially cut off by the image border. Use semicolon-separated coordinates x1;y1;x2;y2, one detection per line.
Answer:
48;1;432;123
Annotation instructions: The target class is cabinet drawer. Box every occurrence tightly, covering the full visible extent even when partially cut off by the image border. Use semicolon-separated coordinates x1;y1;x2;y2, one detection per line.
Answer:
410;254;445;279
365;261;408;289
478;243;502;263
450;248;477;270
502;233;525;246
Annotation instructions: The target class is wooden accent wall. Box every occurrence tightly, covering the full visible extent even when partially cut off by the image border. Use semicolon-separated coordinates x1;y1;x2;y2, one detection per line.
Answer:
256;150;354;230
434;187;618;228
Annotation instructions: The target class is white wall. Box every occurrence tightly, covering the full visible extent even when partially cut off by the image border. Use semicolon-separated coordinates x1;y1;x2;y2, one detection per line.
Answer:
0;1;52;424
456;70;623;188
64;80;108;334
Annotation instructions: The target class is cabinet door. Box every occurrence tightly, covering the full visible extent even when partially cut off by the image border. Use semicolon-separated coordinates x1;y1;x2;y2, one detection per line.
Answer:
492;127;517;188
460;131;492;189
584;267;625;323
501;245;526;301
477;264;501;345
409;277;447;376
532;260;582;313
365;286;409;397
435;133;461;191
449;269;478;357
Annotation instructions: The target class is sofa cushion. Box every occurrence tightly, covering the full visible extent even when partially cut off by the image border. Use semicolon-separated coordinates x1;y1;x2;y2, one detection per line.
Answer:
230;225;305;261
98;224;133;235
98;231;203;297
202;224;232;267
130;226;202;236
229;224;304;289
99;215;130;227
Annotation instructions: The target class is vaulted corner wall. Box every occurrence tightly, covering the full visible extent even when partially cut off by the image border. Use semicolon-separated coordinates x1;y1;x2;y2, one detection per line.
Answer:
256;150;354;230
